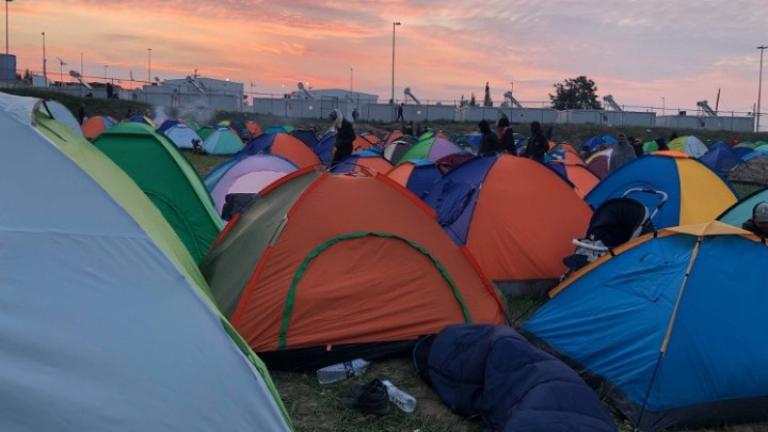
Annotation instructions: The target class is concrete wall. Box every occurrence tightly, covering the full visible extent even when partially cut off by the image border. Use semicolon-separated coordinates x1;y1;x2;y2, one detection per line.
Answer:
657;115;754;132
556;109;655;127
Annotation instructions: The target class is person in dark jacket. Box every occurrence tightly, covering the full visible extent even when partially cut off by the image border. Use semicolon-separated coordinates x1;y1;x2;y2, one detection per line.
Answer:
496;116;516;154
522;121;549;162
629;136;643;157
478;120;500;156
77;103;86;125
330;109;355;164
396;103;405;122
743;202;768;238
656;137;669;151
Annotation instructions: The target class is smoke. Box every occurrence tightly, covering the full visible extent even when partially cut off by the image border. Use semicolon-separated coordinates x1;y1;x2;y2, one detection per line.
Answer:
152;106;169;126
175;96;215;126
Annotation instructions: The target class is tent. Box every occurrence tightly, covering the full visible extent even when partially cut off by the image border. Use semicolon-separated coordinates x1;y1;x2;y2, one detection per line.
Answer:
735;141;756;150
244;120;262;138
424;155;592;296
291;128;319;149
383;139;414;163
385;130;404;144
203;126;244;155
313;131;336;164
728;155;768;187
44;100;84;137
668;136;708;157
81;115;116;140
127;114;155;128
266;124;295;134
698;142;741;176
201;169;506;369
359;132;383;148
547;159;600;198
586;152;736;229
585;148;613;178
755;144;768;153
331;150;393;175
718;187;768;228
398;135;466;164
732;146;753;160
159;120;204;150
197;126;214;141
0;93;291;431
241;133;321;168
582;136;606;153
183;116;201;130
642;140;659;154
524;222;768;431
93;123;223;262
386;160;443;199
210;154;298;214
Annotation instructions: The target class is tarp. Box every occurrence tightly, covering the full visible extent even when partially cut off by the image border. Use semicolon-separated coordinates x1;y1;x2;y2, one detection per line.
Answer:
524;222;768;431
0;92;291;432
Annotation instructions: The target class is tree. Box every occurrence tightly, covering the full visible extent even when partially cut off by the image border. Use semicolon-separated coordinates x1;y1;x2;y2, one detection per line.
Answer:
469;93;477;107
483;81;493;107
549;75;602;110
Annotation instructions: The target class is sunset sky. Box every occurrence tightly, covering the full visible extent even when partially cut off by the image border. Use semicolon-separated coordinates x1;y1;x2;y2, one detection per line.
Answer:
6;0;768;113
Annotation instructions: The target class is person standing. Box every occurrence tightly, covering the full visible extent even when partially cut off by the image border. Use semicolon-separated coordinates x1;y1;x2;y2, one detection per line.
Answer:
396;103;405;122
522;121;549;162
608;133;637;173
478;120;500;156
330;109;355;164
496;116;516;154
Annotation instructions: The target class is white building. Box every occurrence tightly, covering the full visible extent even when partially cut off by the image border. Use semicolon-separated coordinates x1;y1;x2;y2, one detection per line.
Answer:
290;88;379;104
134;77;245;112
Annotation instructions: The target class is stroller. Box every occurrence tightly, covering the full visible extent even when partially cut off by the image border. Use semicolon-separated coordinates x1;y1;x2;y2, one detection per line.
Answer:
563;188;668;274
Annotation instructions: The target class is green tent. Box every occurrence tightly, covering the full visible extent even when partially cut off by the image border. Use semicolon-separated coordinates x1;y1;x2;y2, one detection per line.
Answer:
183;116;201;131
203;126;244;155
94;123;223;262
642;140;659;153
198;126;214;141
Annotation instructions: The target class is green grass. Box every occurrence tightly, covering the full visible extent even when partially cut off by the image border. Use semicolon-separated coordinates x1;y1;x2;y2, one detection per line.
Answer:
186;153;767;432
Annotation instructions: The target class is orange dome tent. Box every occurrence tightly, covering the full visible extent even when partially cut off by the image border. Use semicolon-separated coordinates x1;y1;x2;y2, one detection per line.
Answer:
201;169;505;369
240;133;321;168
424;155;592;297
81;116;116;140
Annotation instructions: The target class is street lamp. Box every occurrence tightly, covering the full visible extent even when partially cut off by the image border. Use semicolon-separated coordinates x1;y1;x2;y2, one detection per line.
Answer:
391;21;401;111
41;31;46;84
147;48;152;84
757;45;767;132
5;0;13;56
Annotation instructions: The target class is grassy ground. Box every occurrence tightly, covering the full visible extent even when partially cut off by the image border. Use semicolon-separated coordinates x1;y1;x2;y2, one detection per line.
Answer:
184;152;768;432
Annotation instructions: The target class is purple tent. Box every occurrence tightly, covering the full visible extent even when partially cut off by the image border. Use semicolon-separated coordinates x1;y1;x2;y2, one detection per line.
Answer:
210;155;297;213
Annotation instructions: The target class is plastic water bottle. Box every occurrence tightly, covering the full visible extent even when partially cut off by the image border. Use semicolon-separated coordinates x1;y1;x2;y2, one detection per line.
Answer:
380;379;417;413
316;359;370;385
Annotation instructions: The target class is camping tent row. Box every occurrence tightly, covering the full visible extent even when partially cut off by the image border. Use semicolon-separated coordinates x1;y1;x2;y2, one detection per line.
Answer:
0;92;291;431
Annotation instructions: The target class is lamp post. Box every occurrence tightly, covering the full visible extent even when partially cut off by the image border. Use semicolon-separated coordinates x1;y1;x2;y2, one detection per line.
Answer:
41;31;46;84
5;0;13;56
147;48;152;84
757;45;767;132
391;21;401;113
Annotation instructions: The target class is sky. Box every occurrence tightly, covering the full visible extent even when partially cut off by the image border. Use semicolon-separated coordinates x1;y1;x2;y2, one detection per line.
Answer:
6;0;768;113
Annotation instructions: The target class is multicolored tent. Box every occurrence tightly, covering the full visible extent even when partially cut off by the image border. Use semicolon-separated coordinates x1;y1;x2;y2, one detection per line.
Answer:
699;142;741;177
718;187;768;228
586;152;736;229
547;159;600;198
398;135;465;164
735;141;756;150
241;133;321;168
728;155;768;187
290;129;319;149
159;120;204;150
524;222;768;431
385;130;404;144
668;136;708;157
209;154;298;214
94;122;223;262
331;150;393;175
585;148;613;178
386;160;443;199
203;126;244;155
755;144;768;153
201;169;505;369
266;124;295;134
313;131;336;164
0;92;291;431
383;139;415;163
245;120;263;138
424;155;592;296
81;115;116;140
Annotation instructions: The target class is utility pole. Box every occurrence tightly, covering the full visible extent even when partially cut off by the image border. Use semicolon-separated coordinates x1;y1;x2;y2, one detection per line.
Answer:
757;45;767;132
147;48;152;84
41;31;47;84
391;21;401;112
5;0;12;56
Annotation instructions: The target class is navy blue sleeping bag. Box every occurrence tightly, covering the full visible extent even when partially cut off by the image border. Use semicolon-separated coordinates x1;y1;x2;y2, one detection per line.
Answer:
414;324;616;432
